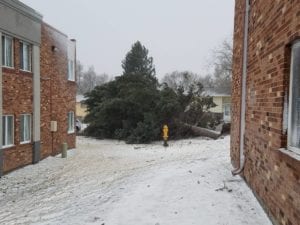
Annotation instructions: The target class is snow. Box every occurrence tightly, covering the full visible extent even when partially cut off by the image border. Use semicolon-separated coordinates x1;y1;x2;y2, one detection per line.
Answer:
0;136;272;225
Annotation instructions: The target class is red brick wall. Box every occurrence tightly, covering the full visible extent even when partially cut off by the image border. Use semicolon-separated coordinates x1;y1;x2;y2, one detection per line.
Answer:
232;1;300;225
2;23;76;173
2;38;34;172
40;23;76;157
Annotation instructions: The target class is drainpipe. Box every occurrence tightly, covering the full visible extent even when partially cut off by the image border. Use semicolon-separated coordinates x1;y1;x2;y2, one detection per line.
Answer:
232;0;250;175
0;31;3;176
32;45;41;164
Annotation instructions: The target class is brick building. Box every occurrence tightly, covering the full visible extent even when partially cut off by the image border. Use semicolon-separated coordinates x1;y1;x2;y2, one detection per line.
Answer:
0;0;76;175
232;1;300;225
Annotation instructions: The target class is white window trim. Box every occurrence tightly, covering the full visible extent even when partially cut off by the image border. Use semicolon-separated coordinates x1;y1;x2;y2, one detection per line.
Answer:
68;111;75;134
287;41;300;156
20;114;32;145
19;41;32;72
2;115;14;149
68;60;75;81
223;104;231;115
2;35;14;69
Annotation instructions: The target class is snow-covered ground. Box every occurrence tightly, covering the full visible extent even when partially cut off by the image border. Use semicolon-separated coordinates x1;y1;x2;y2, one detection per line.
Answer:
0;136;272;225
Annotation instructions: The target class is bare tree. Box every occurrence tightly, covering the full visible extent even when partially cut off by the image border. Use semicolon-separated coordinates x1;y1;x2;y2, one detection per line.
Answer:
210;39;233;94
76;61;84;94
162;71;201;92
76;63;110;95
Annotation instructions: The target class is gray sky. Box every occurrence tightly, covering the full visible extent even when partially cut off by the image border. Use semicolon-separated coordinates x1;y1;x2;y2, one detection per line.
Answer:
21;0;235;78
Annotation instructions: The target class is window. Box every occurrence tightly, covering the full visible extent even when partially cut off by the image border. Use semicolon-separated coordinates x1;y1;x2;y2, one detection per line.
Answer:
2;35;13;68
68;111;75;133
20;41;32;71
68;60;75;81
2;115;14;148
20;114;31;144
224;104;231;116
223;104;231;122
288;41;300;154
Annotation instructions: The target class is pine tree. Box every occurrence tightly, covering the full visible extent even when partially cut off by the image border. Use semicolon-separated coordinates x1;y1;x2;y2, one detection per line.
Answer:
121;41;157;84
84;41;218;143
84;41;162;143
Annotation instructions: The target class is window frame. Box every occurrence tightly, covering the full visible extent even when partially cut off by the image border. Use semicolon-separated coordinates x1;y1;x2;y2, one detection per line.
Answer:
20;114;32;144
287;41;300;155
2;35;14;68
2;115;14;148
68;60;75;81
68;111;75;134
19;41;32;72
224;104;231;116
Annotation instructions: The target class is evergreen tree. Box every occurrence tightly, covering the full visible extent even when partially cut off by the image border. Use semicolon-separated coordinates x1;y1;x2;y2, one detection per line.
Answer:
84;41;163;143
122;41;157;85
84;42;218;143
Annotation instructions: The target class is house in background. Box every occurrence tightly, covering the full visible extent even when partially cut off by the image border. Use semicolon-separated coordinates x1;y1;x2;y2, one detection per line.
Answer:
0;0;76;175
205;90;231;123
76;95;87;121
232;1;300;225
210;93;231;123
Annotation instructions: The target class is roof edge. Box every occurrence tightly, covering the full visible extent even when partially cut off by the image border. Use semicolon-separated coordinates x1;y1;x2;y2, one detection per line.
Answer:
0;0;43;22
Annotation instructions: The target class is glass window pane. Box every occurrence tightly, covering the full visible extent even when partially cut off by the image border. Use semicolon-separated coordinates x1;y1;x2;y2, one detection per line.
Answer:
2;116;14;146
20;115;31;143
28;45;31;71
290;44;300;149
68;61;71;79
20;43;31;71
224;105;230;116
20;42;24;69
1;36;5;65
68;60;74;80
71;113;73;130
2;116;6;146
20;115;24;142
68;113;70;131
24;44;28;70
25;115;30;141
72;113;74;130
68;112;74;132
7;116;13;145
6;37;12;67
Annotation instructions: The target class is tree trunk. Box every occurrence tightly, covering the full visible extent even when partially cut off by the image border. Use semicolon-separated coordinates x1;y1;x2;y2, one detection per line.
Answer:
183;123;221;139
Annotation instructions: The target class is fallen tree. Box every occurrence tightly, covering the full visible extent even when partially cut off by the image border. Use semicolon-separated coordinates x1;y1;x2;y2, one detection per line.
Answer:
182;123;221;139
84;41;223;143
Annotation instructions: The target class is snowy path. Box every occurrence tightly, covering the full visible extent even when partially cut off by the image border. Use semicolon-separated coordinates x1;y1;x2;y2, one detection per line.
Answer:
0;136;272;225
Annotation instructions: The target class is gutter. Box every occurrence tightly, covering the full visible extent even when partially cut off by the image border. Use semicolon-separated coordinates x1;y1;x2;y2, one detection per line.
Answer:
232;0;250;175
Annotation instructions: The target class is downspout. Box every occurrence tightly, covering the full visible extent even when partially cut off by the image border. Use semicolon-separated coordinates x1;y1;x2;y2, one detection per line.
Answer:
32;45;41;164
232;0;250;175
0;32;3;176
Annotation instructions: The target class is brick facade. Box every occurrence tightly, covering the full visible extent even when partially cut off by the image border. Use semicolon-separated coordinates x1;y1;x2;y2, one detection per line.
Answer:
2;39;35;172
0;1;76;174
40;23;76;158
232;1;300;225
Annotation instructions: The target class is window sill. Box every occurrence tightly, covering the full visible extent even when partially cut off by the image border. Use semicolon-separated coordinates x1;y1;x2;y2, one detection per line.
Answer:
2;144;15;149
278;148;300;161
20;141;31;145
20;69;32;73
2;65;14;69
67;79;76;82
68;130;75;134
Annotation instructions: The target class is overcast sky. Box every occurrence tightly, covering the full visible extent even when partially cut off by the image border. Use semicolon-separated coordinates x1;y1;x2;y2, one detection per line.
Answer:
21;0;235;78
